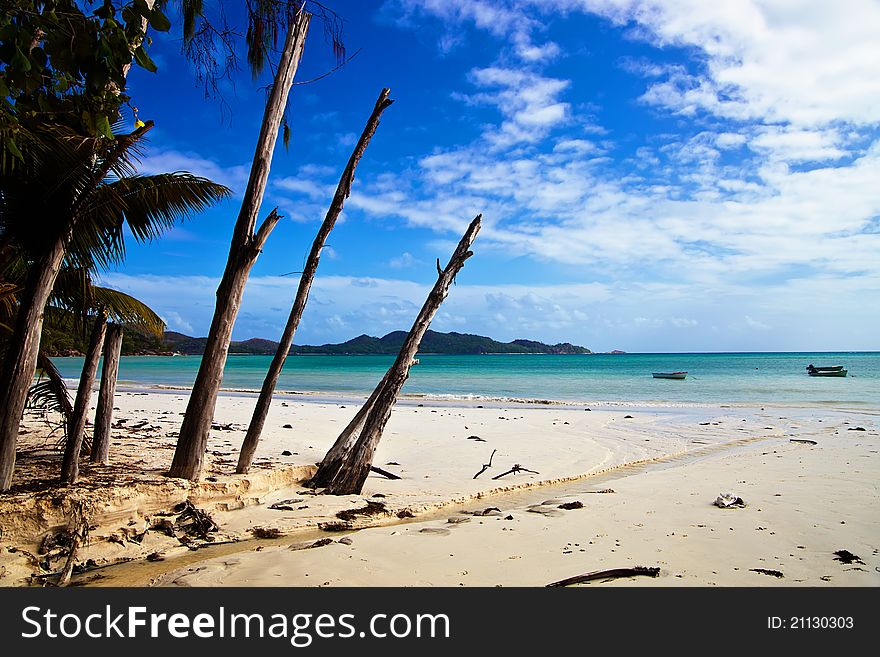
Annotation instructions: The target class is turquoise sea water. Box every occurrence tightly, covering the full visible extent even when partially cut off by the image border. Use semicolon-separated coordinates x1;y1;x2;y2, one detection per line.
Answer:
52;352;880;408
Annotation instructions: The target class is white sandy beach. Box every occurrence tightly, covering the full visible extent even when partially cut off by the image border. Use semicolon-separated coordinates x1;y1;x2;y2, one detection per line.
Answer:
1;389;877;587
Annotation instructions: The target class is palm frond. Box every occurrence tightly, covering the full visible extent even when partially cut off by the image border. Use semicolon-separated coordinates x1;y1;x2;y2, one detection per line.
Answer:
28;351;73;424
47;267;165;337
83;173;230;250
0;283;20;320
90;285;165;338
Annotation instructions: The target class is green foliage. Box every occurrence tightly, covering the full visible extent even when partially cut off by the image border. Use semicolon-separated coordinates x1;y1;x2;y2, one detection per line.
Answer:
39;315;164;356
0;0;170;168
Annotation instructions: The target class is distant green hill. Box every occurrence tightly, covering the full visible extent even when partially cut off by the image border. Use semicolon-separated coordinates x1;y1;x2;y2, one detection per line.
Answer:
47;328;591;356
163;330;591;356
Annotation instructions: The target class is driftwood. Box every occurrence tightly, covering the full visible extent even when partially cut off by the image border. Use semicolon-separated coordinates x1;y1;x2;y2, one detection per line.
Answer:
173;501;219;539
492;463;539;479
833;549;863;565
170;8;310;481
335;501;387;522
236;87;395;474
57;503;90;587
60;312;106;483
473;449;497;479
790;438;818;445
310;216;482;494
713;492;746;508
91;323;123;464
369;465;401;480
546;566;660;587
252;527;283;539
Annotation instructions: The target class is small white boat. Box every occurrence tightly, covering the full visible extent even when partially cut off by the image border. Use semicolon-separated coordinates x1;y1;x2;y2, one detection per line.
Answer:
652;371;687;380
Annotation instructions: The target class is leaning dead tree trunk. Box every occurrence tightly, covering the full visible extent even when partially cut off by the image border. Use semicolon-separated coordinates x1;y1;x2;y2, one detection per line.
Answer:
236;88;395;474
312;215;482;495
169;8;311;481
307;371;390;488
91;323;123;465
60;312;107;483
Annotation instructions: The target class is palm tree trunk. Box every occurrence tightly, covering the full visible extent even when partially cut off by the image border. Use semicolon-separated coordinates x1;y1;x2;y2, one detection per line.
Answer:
236;88;394;474
60;312;107;483
316;216;482;495
0;235;67;491
91;323;123;465
169;8;311;481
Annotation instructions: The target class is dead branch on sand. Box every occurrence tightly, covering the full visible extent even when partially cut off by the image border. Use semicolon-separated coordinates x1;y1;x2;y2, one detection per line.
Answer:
547;566;660;587
473;449;497;479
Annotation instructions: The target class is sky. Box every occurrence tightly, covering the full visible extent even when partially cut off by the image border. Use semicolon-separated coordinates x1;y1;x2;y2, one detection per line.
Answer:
105;0;880;353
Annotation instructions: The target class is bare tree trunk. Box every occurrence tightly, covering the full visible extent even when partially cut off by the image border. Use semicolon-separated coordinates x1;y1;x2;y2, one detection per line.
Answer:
315;216;482;495
236;88;394;474
169;8;311;481
90;324;123;465
0;236;67;491
307;371;388;488
60;312;107;483
120;0;155;80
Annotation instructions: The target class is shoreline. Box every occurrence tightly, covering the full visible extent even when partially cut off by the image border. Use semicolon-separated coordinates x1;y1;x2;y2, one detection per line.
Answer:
77;380;880;413
1;389;877;587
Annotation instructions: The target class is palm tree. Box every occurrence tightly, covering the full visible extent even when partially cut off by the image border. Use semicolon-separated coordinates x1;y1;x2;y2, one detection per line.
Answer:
1;268;164;416
0;121;230;491
1;266;163;462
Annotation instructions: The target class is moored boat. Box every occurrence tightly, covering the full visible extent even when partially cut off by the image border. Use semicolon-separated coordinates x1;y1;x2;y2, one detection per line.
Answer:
652;371;687;380
806;364;847;377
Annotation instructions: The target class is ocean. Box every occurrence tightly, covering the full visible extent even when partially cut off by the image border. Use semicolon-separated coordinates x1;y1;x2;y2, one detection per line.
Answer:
51;351;880;409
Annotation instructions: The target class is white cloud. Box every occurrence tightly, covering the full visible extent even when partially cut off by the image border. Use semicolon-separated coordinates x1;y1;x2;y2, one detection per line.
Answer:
137;149;250;195
513;37;562;63
162;311;194;334
389;252;418;268
99;271;880;351
395;0;880;130
744;315;770;330
750;126;847;162
555;0;880;128
372;0;880;278
462;67;571;147
554;139;600;154
273;177;332;200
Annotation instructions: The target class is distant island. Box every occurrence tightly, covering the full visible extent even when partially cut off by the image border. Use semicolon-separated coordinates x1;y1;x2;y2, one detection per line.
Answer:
44;326;613;357
44;329;592;357
163;330;592;356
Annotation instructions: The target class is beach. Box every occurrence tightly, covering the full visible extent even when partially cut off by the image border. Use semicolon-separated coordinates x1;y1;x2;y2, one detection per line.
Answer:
1;385;876;587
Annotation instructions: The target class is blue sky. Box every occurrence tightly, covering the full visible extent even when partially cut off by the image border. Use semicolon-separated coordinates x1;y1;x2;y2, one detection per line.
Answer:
105;0;880;352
